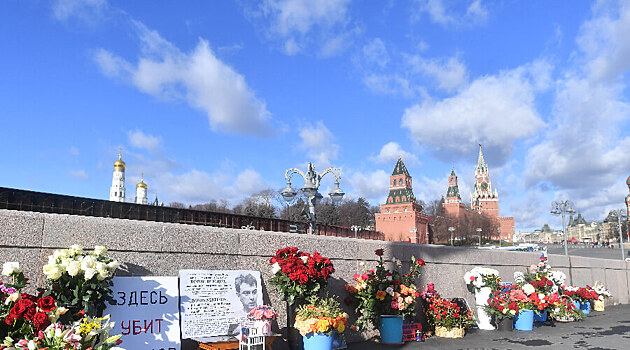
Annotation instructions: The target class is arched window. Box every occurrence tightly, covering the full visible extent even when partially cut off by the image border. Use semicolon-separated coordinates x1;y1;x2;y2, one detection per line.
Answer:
402;196;406;202
395;196;400;202
388;197;393;203
399;179;403;185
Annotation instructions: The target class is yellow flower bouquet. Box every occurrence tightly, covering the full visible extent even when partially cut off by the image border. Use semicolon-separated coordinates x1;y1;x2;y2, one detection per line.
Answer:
294;296;348;336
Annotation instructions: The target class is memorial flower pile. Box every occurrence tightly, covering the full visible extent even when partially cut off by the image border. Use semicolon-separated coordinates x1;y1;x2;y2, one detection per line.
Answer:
294;296;347;336
345;249;424;331
563;286;598;303
426;296;474;331
269;247;335;304
550;295;584;322
42;245;119;315
464;267;500;293
248;305;278;321
484;288;520;320
1;245;124;350
593;284;611;300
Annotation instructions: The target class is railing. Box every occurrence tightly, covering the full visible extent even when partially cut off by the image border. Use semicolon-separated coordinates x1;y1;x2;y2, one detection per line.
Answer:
0;187;383;240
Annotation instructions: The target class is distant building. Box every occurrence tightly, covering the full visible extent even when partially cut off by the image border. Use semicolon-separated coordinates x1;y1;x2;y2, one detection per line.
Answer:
110;152;126;202
442;169;466;218
469;144;515;241
375;157;430;243
135;174;148;205
109;152;149;204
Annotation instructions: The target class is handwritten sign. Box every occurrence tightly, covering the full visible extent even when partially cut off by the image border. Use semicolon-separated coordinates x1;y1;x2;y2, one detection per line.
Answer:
179;270;263;338
105;276;181;350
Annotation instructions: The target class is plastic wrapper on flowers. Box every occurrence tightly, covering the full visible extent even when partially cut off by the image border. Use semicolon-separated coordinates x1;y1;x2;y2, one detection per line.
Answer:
268;247;335;305
294;296;347;336
464;266;500;294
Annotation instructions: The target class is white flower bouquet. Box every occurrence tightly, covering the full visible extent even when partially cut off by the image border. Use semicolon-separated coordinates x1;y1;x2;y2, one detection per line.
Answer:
464;267;500;293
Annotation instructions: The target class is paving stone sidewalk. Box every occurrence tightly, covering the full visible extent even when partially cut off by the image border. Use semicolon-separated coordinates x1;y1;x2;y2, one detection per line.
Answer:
347;304;630;350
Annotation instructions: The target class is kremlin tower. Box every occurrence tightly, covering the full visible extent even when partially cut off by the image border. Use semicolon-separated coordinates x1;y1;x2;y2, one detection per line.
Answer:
136;174;148;205
470;144;499;216
443;169;466;217
110;152;126;202
375;157;429;243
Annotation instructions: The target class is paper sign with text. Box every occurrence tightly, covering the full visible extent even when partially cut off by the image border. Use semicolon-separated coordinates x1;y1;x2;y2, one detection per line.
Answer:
105;276;181;350
179;270;262;338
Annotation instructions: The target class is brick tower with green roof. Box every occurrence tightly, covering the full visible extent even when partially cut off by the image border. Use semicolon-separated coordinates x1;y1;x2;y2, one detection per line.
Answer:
443;169;466;217
375;157;429;243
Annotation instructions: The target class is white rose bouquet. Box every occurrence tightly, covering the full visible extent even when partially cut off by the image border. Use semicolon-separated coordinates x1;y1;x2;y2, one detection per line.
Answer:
42;245;120;316
464;266;500;293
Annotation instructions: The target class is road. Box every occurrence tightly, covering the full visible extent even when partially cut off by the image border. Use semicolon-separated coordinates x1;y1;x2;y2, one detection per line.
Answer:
347;304;630;349
542;244;629;260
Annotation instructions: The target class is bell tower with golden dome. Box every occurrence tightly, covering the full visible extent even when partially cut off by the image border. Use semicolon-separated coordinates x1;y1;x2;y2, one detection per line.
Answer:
135;174;148;205
109;151;126;202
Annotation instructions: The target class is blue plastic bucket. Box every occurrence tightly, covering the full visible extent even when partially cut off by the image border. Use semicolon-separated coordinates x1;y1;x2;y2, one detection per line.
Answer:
573;300;580;310
379;315;403;344
581;301;591;314
534;310;547;322
303;332;334;350
513;310;534;331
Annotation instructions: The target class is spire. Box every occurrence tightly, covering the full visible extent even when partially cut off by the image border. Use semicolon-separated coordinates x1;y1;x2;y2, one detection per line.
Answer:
392;157;410;176
477;144;486;169
450;168;456;177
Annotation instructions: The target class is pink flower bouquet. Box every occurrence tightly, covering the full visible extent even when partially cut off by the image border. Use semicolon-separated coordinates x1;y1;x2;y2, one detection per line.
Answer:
248;305;278;321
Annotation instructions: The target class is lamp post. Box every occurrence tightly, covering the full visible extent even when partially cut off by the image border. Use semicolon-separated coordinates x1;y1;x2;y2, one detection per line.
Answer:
351;225;360;240
608;209;627;260
476;227;482;247
551;200;576;256
280;162;344;235
498;227;502;247
448;226;455;246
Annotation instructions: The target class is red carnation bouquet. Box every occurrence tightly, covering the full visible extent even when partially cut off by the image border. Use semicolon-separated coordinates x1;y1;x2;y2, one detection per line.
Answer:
269;247;335;304
426;295;474;331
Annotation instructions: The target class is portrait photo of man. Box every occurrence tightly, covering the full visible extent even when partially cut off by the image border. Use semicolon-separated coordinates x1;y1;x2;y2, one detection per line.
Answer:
235;273;259;314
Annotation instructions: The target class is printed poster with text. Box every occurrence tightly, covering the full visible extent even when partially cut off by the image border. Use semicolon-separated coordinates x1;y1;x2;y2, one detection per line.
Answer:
179;270;263;338
105;276;181;350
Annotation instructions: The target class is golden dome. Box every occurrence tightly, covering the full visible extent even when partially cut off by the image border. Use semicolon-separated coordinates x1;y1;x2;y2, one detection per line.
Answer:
137;177;147;189
114;153;126;170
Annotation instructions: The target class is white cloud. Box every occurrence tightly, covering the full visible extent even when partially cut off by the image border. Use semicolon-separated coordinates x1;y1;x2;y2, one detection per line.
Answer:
70;169;89;180
128;129;162;154
362;38;389;68
94;22;275;137
524;1;630;223
299;121;339;166
52;0;107;22
415;0;488;27
372;142;419;165
577;0;630;81
362;74;417;97
408;55;468;92
349;170;390;204
247;0;355;56
401;62;548;164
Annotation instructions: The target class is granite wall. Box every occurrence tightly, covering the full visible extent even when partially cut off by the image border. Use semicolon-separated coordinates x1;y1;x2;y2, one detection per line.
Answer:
1;209;629;348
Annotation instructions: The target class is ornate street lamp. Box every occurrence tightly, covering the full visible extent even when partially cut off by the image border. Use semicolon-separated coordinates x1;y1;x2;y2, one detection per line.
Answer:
448;226;455;246
608;209;627;261
280;162;344;235
551;200;576;256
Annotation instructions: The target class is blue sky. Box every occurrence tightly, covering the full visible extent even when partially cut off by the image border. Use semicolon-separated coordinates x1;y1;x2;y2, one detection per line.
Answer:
2;0;630;231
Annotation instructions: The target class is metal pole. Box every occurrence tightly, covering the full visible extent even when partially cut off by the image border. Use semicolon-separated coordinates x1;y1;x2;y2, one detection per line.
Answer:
562;207;568;256
307;194;316;235
618;214;626;261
